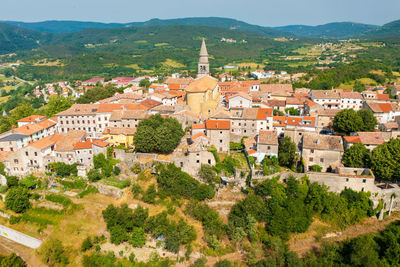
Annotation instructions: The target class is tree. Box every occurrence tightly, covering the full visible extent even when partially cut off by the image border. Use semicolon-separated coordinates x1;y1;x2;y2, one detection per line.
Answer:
139;78;151;88
342;143;370;168
81;237;93;252
39;239;68;266
353;80;365;92
370;139;400;181
199;164;218;184
142;184;157;204
5;187;31;213
0;116;12;134
333;109;363;135
11;103;34;122
278;136;297;169
0;253;26;267
130;227;146;247
134;115;184;153
48;162;78;177
45;95;72;117
87;168;102;182
357;109;377;132
6;176;19;188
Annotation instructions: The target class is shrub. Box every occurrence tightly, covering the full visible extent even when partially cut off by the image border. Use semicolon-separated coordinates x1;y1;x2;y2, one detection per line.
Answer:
81;237;93;252
131;163;141;174
9;215;22;224
48;162;78;177
157;163;215;201
309;165;322;172
5;187;31;213
142;184;157;204
0;185;7;194
131;183;143;198
78;186;99;198
87;169;102;182
6;176;19;188
113;166;121;176
130;227;146;247
19;175;41;189
45;194;72;207
39;239;68;266
59;178;87;189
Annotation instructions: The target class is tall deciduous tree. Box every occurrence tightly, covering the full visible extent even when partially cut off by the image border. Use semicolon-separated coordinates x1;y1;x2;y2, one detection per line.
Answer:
357;109;377;132
45;95;72;117
342;143;371;168
278;136;297;169
333;109;363;135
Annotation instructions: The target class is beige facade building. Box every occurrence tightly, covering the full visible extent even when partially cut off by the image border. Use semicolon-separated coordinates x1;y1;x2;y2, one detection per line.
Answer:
302;133;344;172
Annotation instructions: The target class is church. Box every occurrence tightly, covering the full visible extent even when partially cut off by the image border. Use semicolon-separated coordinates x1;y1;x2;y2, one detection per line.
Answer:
185;38;220;115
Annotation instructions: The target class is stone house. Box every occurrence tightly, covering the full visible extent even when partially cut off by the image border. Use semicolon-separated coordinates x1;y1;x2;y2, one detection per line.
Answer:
343;132;385;151
257;130;279;158
174;138;215;176
205;120;230;152
302;133;344;172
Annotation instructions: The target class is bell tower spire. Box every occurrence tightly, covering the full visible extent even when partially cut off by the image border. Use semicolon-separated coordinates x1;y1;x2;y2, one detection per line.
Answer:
197;38;209;78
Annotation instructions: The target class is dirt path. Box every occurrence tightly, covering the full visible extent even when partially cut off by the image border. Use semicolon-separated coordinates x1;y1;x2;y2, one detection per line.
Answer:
0;236;44;267
290;213;400;257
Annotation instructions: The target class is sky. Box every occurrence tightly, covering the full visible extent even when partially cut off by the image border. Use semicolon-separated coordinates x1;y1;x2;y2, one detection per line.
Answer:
2;0;400;27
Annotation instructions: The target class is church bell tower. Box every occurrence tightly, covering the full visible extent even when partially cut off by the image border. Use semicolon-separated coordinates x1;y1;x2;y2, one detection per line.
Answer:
197;38;209;78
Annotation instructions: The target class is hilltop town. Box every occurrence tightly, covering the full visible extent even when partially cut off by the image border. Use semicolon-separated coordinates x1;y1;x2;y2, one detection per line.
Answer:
1;37;400;266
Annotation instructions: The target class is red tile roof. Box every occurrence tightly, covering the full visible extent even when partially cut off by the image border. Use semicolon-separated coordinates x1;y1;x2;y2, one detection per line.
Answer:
192;123;205;129
17;115;46;123
344;136;361;144
205;120;230;130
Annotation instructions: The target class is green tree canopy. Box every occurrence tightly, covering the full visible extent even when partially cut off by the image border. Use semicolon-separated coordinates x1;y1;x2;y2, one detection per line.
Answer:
45;95;72;117
278;136;297;169
342;143;371;168
134;114;184;154
5;186;31;213
333;109;363;135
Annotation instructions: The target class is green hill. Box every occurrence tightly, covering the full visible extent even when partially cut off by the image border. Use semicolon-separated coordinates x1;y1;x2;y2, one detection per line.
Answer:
4;20;126;33
2;17;289;38
0;23;50;54
274;22;378;38
361;19;400;39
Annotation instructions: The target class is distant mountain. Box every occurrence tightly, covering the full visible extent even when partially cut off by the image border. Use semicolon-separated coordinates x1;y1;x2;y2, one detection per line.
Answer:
274;22;378;38
0;23;50;54
4;20;126;33
2;17;290;38
127;17;289;38
360;19;400;39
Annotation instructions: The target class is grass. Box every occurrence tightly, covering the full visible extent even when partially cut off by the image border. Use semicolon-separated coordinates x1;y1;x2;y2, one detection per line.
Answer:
154;43;169;47
102;177;131;189
45;194;73;208
125;63;141;70
162;59;186;68
77;185;99;198
59;178;87;190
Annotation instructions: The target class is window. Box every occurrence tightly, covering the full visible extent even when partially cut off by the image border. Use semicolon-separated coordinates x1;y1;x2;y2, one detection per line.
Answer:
320;158;324;163
363;179;367;183
309;157;313;162
346;178;349;182
267;146;270;150
208;159;211;164
14;159;18;163
220;140;223;143
220;131;222;134
34;152;37;156
311;149;314;153
196;160;200;163
25;152;28;156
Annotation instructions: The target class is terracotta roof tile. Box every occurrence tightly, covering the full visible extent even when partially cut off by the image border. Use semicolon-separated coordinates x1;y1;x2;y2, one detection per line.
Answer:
17;115;46;123
192;123;205;129
258;130;278;145
185;76;218;93
205;120;230;130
